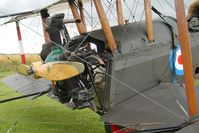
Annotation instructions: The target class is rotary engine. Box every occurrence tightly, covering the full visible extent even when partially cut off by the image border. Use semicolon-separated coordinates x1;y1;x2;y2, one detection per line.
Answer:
41;13;109;111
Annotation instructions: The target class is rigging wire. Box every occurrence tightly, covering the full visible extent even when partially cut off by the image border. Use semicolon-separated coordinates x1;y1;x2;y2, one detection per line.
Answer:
113;0;167;107
157;0;166;15
112;0;190;122
6;91;43;133
20;16;41;55
164;0;190;14
91;0;93;30
164;84;189;119
102;0;118;23
126;0;136;21
4;3;197;132
1;16;47;98
123;0;136;22
3;37;184;126
1;2;187;122
0;4;106;130
0;0;190;130
151;4;185;115
74;0;101;30
73;2;187;120
0;115;183;127
1;24;22;63
152;2;199;118
132;0;141;22
0;6;64;133
5;79;49;132
165;0;175;11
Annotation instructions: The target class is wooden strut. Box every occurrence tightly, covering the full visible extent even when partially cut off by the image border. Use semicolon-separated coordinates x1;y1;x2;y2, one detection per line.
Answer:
16;21;26;64
78;0;87;30
69;0;87;34
174;0;197;117
144;0;154;42
93;0;117;53
40;9;51;44
116;0;124;25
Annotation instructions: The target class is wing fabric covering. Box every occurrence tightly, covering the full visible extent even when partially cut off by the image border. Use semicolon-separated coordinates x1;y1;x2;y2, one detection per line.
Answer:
175;121;199;133
2;74;51;99
102;83;199;130
0;0;68;25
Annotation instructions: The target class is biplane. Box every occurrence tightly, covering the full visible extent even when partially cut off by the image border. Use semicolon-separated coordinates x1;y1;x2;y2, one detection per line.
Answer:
1;0;199;132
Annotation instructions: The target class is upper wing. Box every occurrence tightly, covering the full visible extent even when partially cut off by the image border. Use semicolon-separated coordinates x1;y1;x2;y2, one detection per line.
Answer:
0;0;68;25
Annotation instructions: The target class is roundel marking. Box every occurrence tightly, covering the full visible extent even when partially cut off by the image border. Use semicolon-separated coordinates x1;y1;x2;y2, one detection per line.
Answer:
169;44;184;76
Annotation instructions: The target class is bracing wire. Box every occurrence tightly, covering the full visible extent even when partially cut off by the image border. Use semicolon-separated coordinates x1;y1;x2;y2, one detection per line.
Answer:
102;0;117;23
126;0;136;21
157;0;166;15
165;0;175;11
6;91;45;133
1;0;186;121
0;0;192;131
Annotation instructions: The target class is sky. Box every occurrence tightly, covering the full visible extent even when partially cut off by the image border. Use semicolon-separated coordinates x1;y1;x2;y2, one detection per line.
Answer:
0;0;192;54
0;0;59;15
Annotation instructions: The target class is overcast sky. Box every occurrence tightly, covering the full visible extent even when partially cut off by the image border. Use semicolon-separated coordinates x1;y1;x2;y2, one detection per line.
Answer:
0;0;192;54
0;0;59;15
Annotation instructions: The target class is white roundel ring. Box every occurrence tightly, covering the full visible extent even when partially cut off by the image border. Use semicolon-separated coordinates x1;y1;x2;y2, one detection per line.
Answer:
175;49;183;71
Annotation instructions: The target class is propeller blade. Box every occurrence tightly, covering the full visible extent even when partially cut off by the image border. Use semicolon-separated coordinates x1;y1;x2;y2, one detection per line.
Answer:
16;61;85;81
32;61;85;81
16;64;31;76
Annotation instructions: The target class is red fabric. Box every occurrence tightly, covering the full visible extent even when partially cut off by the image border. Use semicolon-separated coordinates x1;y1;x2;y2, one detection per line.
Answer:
111;124;135;133
21;54;26;64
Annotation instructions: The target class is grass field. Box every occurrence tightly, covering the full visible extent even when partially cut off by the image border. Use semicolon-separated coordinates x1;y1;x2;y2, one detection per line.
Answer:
0;54;105;133
0;54;41;72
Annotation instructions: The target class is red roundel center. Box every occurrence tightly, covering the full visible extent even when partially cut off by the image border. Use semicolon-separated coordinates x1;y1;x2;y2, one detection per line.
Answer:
178;55;183;65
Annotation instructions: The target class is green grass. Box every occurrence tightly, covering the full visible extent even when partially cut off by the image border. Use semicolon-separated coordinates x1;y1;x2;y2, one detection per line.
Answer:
0;55;105;133
0;54;41;72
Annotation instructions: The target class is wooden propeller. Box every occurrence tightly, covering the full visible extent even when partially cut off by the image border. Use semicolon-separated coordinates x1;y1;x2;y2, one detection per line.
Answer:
16;61;85;81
